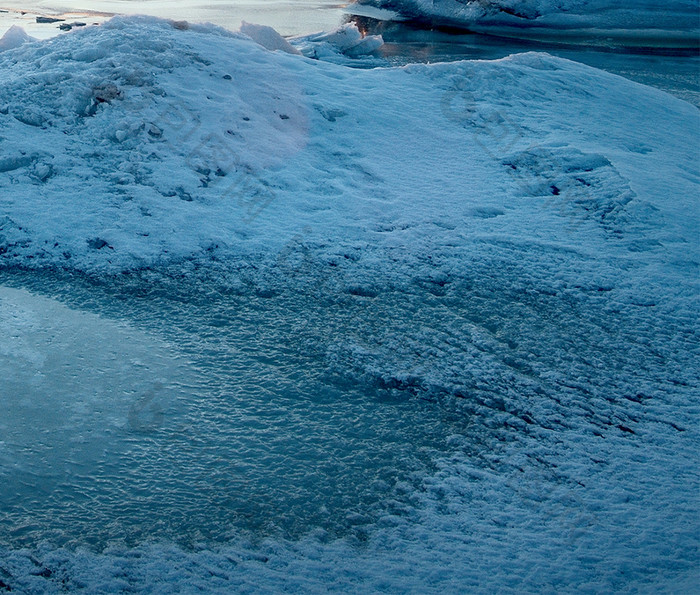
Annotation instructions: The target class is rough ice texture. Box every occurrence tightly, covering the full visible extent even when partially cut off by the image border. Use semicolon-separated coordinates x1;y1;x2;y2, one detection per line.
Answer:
0;15;698;593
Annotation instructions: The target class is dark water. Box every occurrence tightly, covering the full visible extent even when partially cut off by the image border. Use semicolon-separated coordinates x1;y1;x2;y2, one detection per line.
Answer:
352;16;700;107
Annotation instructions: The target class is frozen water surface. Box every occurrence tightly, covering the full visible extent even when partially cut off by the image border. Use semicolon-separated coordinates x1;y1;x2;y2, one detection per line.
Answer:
0;271;465;549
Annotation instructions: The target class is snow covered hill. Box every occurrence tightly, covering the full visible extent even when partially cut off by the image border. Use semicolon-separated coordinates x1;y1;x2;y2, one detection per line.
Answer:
0;16;698;593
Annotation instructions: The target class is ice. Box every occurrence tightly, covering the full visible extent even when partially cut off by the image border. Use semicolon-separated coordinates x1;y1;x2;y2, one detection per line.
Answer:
0;279;459;553
0;25;36;51
0;0;348;39
291;23;385;62
0;285;188;466
355;0;700;44
0;14;698;594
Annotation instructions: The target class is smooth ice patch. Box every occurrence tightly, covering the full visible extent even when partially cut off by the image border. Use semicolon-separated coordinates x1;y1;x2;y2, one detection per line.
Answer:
0;286;192;545
0;285;183;441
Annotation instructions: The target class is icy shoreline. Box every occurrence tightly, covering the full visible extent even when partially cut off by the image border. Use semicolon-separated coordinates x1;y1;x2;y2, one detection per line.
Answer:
354;0;700;47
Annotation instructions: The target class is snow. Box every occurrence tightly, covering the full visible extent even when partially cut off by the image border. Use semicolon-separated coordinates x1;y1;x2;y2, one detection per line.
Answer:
240;21;301;55
0;14;698;594
356;0;700;44
290;22;385;64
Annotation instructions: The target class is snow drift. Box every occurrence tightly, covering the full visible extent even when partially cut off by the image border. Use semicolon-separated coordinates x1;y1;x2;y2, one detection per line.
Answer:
0;15;698;594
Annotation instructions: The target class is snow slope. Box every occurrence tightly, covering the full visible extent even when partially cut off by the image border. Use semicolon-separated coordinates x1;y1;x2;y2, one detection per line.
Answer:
355;0;700;44
0;16;698;593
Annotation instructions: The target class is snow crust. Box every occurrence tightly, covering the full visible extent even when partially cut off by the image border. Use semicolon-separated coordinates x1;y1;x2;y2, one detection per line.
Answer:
0;15;698;593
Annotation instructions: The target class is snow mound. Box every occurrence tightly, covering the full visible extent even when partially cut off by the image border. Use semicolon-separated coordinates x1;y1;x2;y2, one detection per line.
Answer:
0;16;698;592
1;16;694;281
